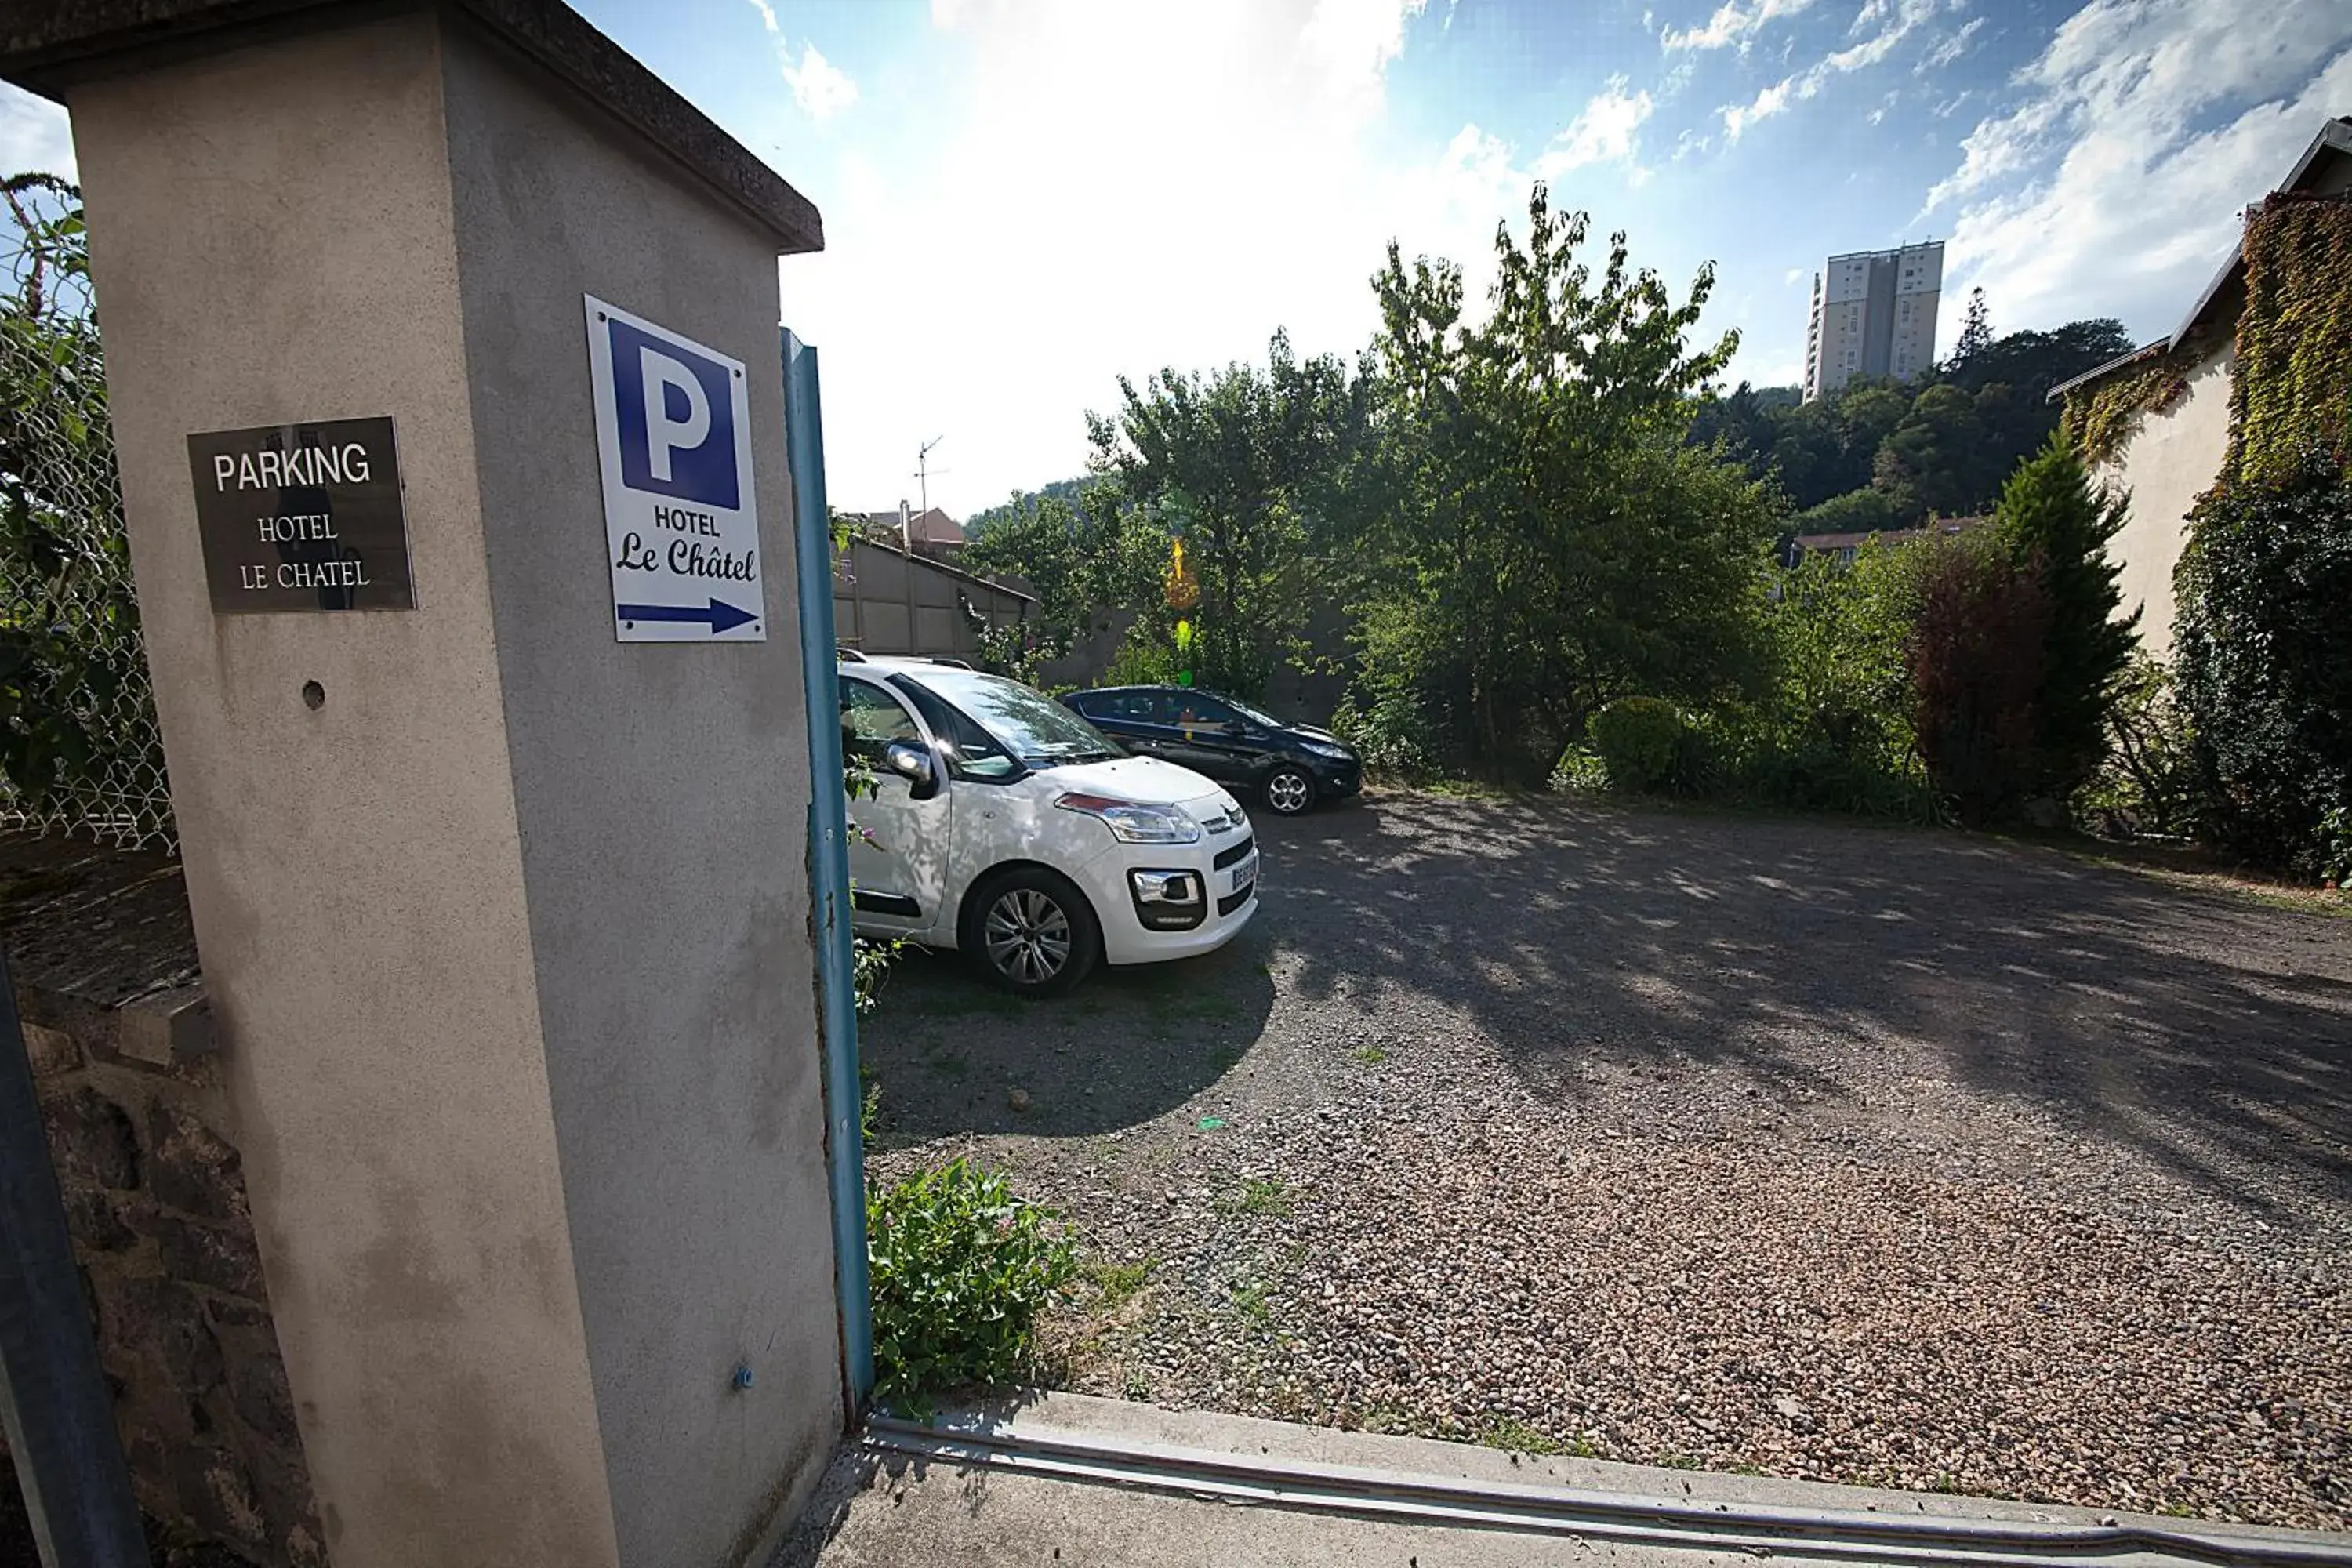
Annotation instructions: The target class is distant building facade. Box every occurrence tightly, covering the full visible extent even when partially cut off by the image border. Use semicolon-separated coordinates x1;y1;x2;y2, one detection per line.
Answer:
849;504;966;555
1783;514;1987;569
833;533;1032;658
1802;241;1944;401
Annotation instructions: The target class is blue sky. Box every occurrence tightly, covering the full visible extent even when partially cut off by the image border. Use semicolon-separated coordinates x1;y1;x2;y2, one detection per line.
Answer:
5;0;2348;517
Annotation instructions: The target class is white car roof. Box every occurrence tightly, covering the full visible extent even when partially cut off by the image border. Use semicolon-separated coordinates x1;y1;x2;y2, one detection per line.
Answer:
838;654;976;670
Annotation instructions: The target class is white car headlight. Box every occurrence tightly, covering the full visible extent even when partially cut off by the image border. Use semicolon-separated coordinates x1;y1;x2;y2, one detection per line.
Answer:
1055;792;1203;844
1300;741;1352;760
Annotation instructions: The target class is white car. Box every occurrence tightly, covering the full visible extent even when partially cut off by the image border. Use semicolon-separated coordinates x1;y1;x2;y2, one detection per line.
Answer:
838;657;1261;995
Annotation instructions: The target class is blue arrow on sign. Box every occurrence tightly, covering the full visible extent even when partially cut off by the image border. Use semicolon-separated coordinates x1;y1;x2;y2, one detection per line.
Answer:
615;598;758;635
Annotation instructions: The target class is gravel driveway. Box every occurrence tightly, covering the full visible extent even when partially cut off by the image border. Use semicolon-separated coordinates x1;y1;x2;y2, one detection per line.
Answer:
860;791;2352;1530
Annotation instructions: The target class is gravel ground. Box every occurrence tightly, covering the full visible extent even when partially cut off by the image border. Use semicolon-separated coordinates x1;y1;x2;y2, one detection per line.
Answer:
861;790;2352;1531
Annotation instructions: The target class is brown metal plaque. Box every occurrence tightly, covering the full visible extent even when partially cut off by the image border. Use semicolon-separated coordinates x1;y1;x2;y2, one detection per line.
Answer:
186;418;415;612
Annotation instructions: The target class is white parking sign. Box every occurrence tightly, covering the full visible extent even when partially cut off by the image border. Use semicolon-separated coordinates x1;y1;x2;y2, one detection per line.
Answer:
584;296;764;641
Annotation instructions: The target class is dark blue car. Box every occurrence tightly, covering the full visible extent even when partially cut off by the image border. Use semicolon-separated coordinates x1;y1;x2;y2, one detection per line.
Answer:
1061;685;1363;816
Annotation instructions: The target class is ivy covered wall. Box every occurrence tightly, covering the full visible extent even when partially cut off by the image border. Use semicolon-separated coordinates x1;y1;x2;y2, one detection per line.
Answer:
2060;190;2352;482
2060;342;2203;468
2227;191;2352;490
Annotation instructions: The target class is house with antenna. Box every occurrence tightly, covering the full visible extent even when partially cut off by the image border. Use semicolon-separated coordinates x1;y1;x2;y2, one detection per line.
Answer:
846;503;967;557
833;502;1032;658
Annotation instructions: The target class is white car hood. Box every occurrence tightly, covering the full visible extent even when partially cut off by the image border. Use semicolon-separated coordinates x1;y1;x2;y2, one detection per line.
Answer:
1042;755;1229;811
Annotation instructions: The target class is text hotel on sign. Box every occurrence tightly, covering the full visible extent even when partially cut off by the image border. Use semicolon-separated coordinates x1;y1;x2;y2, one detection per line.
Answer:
586;296;765;642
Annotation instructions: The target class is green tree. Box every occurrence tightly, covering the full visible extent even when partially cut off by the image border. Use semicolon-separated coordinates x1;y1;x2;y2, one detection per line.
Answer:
956;477;1163;654
1085;330;1371;696
1940;318;2134;399
1991;433;2135;797
964;477;1088;539
1689;318;2138;518
1758;397;1846;508
1873;383;1985;520
1355;185;1772;778
1687;380;1799;470
1953;286;1993;365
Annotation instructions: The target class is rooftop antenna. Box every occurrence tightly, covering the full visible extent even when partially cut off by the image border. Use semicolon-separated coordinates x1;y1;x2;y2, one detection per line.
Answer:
914;435;949;523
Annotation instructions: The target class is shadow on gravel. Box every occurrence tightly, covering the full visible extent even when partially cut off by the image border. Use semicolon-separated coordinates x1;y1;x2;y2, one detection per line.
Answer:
1261;792;2352;1222
860;922;1278;1144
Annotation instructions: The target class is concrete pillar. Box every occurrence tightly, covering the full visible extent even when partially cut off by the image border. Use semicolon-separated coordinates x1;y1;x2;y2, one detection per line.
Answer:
2;5;842;1565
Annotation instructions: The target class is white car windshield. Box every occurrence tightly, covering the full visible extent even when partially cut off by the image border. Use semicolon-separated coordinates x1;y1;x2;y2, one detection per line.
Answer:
903;670;1123;767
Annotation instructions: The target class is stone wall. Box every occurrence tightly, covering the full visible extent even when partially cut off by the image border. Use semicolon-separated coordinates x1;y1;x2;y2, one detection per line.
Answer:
3;829;325;1566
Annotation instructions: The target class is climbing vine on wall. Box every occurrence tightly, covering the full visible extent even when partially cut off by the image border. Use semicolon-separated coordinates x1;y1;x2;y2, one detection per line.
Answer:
2060;345;2199;467
2227;190;2352;490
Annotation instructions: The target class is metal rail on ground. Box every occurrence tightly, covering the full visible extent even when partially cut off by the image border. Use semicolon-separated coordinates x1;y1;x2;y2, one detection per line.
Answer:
866;1416;2352;1568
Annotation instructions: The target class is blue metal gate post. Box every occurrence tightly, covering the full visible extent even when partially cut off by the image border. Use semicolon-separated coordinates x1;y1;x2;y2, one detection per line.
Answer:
783;328;874;1411
1;947;151;1566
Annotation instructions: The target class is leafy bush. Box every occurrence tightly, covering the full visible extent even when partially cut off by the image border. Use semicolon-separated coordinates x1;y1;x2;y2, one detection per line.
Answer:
1707;706;1938;821
1730;541;1933;818
2172;449;2352;873
1907;532;2053;824
1546;743;1610;795
1789;485;1910;538
1331;693;1439;782
867;1158;1076;1413
1588;697;1688;793
1330;598;1459;780
2077;657;2201;840
1102;621;1181;688
968;616;1067;691
2318;803;2352;889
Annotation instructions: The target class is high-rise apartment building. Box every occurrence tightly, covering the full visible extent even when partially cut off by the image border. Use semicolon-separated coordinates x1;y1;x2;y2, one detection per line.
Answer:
1802;241;1943;401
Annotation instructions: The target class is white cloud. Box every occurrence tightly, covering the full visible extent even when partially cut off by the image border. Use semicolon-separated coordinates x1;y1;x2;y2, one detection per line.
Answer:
931;0;969;27
1916;16;1985;74
747;0;858;122
1721;79;1791;140
780;42;858;122
1300;0;1430;122
1922;95;2061;208
1537;76;1655;178
1673;127;1714;160
779;0;1583;517
1784;266;1808;285
1929;0;2352;354
1815;0;1944;76
0;84;74;181
1848;0;1892;35
1717;0;1948;140
1661;0;1818;52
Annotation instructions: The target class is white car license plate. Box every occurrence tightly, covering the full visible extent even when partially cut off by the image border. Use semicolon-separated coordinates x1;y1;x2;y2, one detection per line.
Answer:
1229;851;1258;897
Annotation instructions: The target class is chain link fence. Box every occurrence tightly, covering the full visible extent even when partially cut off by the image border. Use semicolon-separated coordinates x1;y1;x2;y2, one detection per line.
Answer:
1;174;176;855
